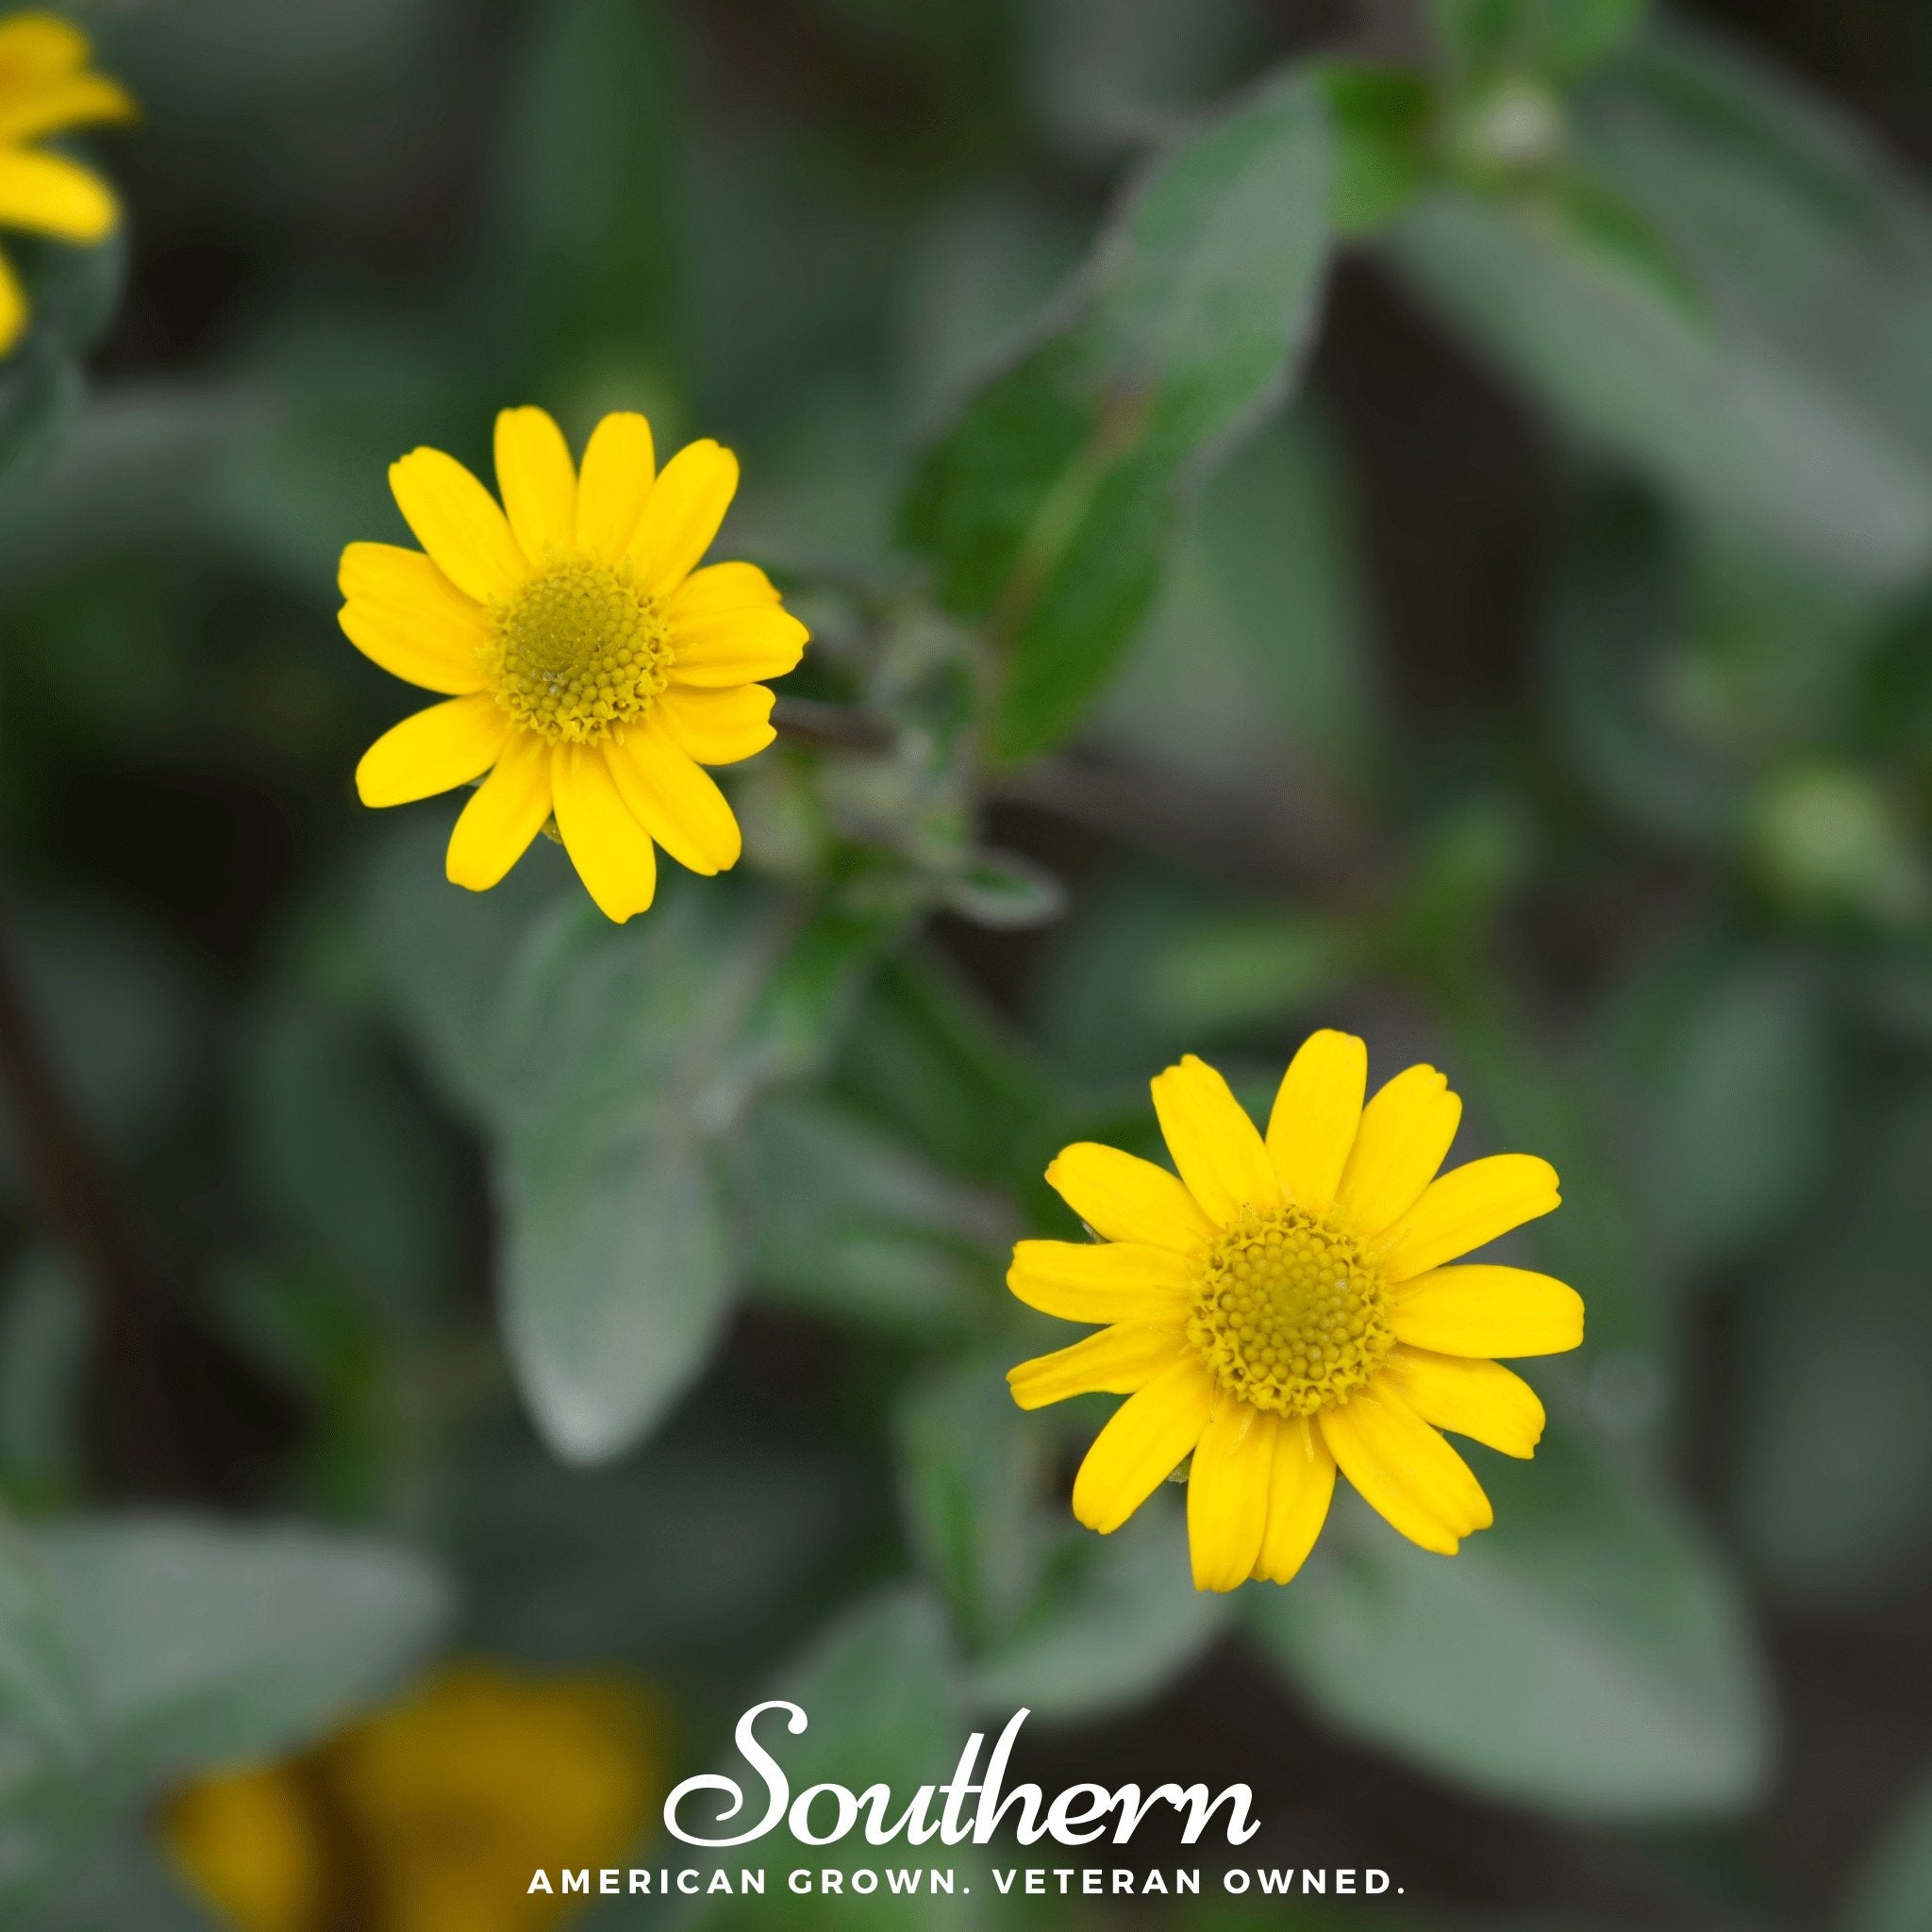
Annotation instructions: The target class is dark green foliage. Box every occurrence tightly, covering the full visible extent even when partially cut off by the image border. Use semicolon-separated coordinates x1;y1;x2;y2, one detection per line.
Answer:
0;3;1928;1926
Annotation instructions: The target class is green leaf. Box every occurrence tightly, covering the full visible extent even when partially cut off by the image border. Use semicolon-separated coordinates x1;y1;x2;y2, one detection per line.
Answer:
0;389;254;603
748;1096;1004;1336
20;1827;213;1932
31;1516;448;1787
1034;865;1351;1084
1247;1433;1770;1820
898;194;1088;436
0;231;125;491
497;886;890;1463
1543;166;1707;331
1390;23;1932;591
1430;0;1650;82
970;1494;1227;1724
904;73;1332;761
0;344;82;495
1844;1773;1932;1932
236;987;460;1333
505;1132;728;1471
895;1363;1227;1725
0;1516;448;1914
458;1436;854;1667
896;1361;1052;1652
1315;62;1436;237
1541;0;1651;76
0;1511;91;1767
1379;799;1536;982
1541;491;1740;844
1024;0;1266;161
1431;0;1516;73
837;952;1060;1190
1094;407;1380;781
1751;761;1928;927
1033;868;1226;1082
1151;914;1356;1041
1732;1091;1932;1601
216;304;483;595
491;0;687;396
705;899;902;1122
1615;941;1834;1271
938;850;1068;930
359;808;574;1124
98;0;443;122
0;1253;90;1504
368;817;897;1464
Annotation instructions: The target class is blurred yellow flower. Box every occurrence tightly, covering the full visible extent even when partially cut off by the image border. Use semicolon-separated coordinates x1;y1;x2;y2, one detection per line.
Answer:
1008;1032;1585;1592
341;408;808;922
163;1663;666;1932
0;11;132;356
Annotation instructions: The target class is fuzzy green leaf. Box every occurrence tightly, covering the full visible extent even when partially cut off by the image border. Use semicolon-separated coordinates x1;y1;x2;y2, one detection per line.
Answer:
904;74;1332;761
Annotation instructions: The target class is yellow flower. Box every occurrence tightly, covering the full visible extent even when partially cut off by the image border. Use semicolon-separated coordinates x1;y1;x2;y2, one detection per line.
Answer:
341;408;808;923
1007;1032;1585;1592
162;1663;666;1932
0;10;133;356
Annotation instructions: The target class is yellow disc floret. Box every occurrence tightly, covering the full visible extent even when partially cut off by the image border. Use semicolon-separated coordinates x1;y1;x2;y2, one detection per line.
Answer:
486;558;672;743
1187;1205;1394;1418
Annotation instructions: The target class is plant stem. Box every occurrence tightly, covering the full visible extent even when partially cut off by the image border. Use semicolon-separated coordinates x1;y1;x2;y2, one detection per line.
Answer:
0;902;200;1495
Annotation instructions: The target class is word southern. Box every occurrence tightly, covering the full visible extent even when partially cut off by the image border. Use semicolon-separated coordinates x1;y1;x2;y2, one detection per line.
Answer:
660;1704;1262;1851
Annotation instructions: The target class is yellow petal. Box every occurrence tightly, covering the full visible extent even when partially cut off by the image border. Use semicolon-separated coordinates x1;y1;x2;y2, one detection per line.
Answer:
1333;1063;1461;1238
1382;1348;1544;1458
337;542;489;694
0;15;90;78
1008;1322;1191;1411
668;607;808;688
1250;1416;1336;1585
494;406;577;567
1265;1029;1367;1215
0;246;23;357
0;74;135;145
388;448;527;606
1149;1055;1279;1226
605;723;741;875
1006;1240;1193;1325
1319;1383;1492;1556
666;560;782;625
1069;1357;1215;1535
551;744;657;923
355;694;506;808
630;440;739;596
1378;1153;1560;1282
656;684;774;766
445;730;552;891
575;410;656;560
1391;1264;1582;1357
0;146;115;240
1187;1400;1275;1592
1044;1142;1216;1255
160;1761;323;1932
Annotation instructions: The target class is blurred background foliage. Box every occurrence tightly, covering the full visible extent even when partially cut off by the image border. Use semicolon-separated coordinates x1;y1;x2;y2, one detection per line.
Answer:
2;0;1932;1925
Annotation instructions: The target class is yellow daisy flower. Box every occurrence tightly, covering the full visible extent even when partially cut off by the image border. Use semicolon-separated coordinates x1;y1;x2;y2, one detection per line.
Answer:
1007;1031;1585;1592
163;1663;667;1932
341;408;808;923
0;10;133;356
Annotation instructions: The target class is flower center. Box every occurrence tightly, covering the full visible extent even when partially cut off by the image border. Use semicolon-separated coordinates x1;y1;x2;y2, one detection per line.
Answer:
486;558;672;743
1187;1205;1394;1417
